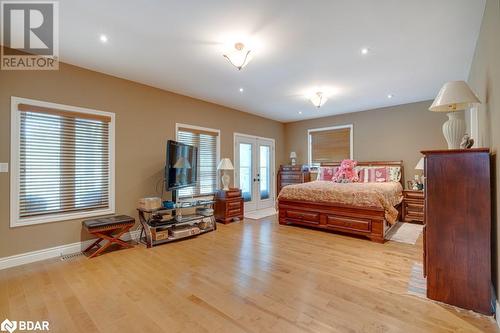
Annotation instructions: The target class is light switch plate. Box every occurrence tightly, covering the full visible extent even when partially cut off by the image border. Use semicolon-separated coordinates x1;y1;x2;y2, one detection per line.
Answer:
0;163;9;173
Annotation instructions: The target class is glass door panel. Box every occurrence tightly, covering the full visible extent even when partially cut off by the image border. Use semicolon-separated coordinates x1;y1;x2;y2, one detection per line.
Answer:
239;143;253;202
259;145;270;200
234;134;275;213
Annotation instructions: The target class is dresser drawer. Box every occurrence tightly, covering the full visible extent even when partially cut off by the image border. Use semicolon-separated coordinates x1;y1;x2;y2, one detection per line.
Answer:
326;215;371;233
405;212;424;222
404;191;424;200
225;190;242;198
285;210;320;224
406;202;424;213
227;208;242;217
281;173;302;181
227;200;242;209
281;182;301;188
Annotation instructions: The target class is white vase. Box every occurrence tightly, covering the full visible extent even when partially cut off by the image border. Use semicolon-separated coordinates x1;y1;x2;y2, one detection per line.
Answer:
442;112;466;149
221;171;230;191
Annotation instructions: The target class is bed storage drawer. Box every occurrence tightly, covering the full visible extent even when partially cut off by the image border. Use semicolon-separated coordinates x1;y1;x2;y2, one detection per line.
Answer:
325;215;371;233
285;210;320;224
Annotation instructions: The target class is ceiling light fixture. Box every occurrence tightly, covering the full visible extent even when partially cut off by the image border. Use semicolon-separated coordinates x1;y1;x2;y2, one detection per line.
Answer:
361;47;369;55
99;34;108;43
298;111;302;114
239;88;244;92
223;42;252;70
387;94;393;99
310;92;327;108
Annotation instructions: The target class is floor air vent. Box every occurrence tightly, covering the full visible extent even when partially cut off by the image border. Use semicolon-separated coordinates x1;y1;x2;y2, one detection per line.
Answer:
60;252;85;261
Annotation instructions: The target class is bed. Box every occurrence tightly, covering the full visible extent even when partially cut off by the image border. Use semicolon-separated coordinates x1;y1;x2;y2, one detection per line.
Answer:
277;161;404;243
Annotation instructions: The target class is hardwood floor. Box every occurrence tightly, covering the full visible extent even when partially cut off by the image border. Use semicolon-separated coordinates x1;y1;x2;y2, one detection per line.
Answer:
0;216;497;332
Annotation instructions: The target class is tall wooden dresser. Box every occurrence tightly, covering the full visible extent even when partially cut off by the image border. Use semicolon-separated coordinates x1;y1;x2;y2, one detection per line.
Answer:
422;148;492;314
277;165;311;194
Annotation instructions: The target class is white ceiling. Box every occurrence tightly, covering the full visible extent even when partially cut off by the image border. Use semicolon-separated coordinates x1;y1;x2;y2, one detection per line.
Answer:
59;0;486;122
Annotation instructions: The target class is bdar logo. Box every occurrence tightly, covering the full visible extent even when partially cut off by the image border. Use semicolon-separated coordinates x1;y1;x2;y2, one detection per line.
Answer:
0;319;17;333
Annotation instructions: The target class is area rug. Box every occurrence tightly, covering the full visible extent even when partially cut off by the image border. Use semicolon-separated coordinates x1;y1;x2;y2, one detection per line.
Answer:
386;222;424;245
244;208;277;220
407;262;427;298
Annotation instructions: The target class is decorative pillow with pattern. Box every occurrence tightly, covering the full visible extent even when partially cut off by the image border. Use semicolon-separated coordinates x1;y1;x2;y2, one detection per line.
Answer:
358;167;389;182
387;166;401;182
317;167;339;181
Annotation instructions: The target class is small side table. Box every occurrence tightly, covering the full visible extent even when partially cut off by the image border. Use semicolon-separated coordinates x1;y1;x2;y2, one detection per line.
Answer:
402;190;424;224
214;188;244;224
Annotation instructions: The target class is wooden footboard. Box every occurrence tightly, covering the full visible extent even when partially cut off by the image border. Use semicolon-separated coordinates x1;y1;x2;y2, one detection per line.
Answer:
278;199;398;243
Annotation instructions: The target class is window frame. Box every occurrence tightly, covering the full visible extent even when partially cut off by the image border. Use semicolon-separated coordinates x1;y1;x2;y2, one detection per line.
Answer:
10;96;115;227
175;123;220;197
307;124;354;166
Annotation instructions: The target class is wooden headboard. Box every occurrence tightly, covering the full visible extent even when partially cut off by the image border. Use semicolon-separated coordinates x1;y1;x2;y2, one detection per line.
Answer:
320;160;405;186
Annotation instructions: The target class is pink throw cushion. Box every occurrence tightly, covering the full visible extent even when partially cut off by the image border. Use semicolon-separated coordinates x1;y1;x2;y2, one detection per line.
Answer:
358;167;389;182
318;167;339;181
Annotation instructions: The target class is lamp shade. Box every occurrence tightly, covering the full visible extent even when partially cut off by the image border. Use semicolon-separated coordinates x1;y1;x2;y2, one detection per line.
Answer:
217;158;234;170
415;157;424;170
429;81;480;112
289;151;297;159
173;156;191;169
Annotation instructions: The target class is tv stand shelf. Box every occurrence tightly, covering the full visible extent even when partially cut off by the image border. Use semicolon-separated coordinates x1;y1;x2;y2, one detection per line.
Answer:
137;200;216;248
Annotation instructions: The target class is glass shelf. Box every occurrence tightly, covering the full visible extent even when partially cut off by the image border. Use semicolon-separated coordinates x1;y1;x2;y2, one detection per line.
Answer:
137;200;214;213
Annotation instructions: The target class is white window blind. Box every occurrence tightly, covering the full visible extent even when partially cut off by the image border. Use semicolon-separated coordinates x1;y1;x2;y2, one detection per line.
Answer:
12;100;114;226
176;126;219;197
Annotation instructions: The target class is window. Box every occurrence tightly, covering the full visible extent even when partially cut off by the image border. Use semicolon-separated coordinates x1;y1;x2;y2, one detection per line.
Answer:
308;124;353;166
176;124;220;197
10;97;115;227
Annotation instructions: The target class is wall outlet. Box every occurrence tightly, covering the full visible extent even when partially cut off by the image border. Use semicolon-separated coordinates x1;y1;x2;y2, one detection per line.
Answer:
0;163;9;173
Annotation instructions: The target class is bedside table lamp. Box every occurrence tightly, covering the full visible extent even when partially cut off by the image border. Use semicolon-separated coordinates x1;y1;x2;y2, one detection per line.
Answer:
290;151;297;166
415;157;424;171
217;158;234;191
414;157;425;190
429;81;480;149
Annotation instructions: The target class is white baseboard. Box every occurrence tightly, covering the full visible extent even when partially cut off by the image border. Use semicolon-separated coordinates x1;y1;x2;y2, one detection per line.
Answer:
0;229;141;270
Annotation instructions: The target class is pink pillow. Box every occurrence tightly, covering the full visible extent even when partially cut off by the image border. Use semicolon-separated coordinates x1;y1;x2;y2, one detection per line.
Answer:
318;167;339;181
358;167;388;183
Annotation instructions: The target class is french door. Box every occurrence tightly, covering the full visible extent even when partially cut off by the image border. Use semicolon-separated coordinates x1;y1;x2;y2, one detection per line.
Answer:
234;134;275;212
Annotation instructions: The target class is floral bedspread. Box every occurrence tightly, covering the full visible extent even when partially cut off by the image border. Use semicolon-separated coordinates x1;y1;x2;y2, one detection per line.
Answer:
278;181;403;224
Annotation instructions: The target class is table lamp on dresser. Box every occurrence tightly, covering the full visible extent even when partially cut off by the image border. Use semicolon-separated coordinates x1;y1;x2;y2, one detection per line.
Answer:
429;80;480;149
289;152;297;166
217;158;234;191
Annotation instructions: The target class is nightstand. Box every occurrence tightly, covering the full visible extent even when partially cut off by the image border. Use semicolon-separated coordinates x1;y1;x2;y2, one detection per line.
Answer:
402;190;424;224
214;188;244;224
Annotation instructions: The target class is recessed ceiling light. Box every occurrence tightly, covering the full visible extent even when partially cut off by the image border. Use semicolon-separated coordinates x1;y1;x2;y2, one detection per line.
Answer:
361;47;369;55
239;88;244;92
298;111;302;114
99;34;108;43
387;94;394;99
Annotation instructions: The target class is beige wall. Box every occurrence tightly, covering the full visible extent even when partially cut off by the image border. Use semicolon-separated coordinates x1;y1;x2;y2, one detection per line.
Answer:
0;62;286;257
284;101;448;184
468;0;500;298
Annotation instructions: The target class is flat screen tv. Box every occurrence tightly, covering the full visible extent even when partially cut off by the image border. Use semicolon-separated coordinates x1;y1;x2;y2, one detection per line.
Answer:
166;140;198;191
